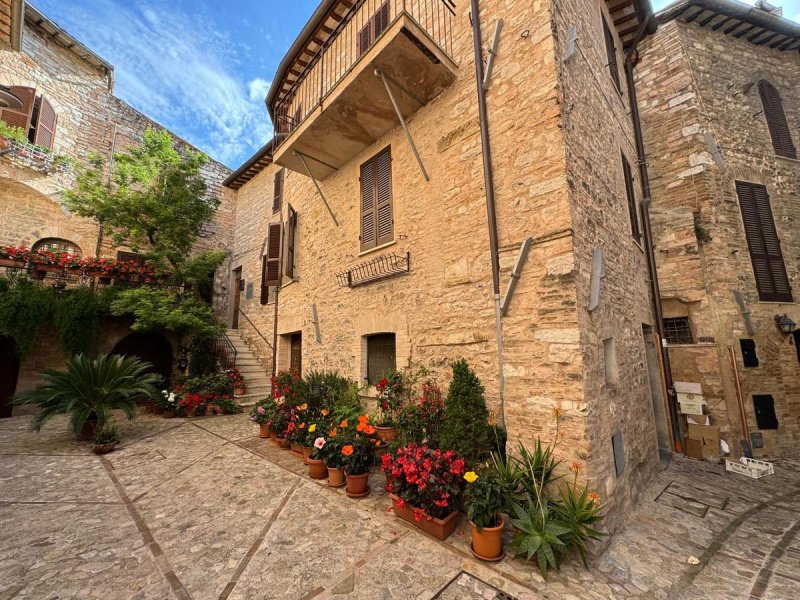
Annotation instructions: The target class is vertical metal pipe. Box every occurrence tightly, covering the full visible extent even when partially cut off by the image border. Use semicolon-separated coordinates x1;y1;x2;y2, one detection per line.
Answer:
470;0;505;429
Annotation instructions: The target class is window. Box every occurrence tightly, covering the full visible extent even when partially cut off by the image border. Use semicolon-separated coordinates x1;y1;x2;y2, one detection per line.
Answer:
357;1;391;57
366;333;396;385
663;317;693;345
611;431;625;477
272;169;285;213
735;181;792;302
285;205;297;279
360;147;393;251
752;394;778;430
33;238;80;255
740;339;759;368
117;251;145;266
603;337;618;385
0;87;57;150
602;16;621;93
758;80;796;159
261;222;282;304
621;153;640;241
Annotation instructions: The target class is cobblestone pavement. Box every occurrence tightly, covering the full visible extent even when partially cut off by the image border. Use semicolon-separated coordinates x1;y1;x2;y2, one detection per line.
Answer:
1;412;799;599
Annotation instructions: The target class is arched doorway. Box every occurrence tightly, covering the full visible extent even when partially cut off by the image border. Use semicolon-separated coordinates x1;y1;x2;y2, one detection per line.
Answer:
0;336;20;418
111;332;173;387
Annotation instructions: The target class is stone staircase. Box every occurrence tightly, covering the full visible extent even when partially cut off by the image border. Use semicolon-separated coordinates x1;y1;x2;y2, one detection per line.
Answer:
225;329;271;406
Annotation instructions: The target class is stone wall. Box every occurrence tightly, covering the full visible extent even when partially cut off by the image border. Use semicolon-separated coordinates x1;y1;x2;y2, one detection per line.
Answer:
0;0;11;48
637;19;800;456
230;0;664;533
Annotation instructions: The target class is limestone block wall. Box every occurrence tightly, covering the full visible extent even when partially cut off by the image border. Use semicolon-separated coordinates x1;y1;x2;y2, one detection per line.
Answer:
637;20;800;456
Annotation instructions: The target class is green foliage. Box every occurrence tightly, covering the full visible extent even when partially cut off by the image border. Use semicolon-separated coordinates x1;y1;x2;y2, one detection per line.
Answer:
0;121;28;144
94;423;120;445
509;503;571;576
249;398;276;425
62;128;218;272
182;250;228;300
52;287;101;355
0;280;54;358
396;381;444;447
464;469;506;529
13;353;160;436
439;359;492;466
333;382;364;423
490;451;526;514
188;336;218;376
108;287;222;337
516;439;562;504
552;484;606;567
183;373;233;395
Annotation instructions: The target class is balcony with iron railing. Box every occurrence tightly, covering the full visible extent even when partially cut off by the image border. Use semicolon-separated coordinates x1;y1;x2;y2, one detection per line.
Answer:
270;0;458;180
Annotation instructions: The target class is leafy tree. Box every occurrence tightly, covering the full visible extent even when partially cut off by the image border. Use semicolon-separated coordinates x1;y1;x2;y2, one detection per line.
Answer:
53;287;101;356
108;287;222;338
439;359;493;466
0;279;54;358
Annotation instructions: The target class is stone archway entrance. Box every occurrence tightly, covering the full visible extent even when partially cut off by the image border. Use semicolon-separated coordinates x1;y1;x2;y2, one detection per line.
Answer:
111;332;173;387
0;336;20;418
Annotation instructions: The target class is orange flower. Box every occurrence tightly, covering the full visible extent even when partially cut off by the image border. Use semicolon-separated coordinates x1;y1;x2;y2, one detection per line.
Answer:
321;408;330;416
356;423;365;432
569;461;583;474
588;491;601;504
298;403;308;411
328;428;338;438
342;445;354;456
357;415;368;424
340;419;348;428
552;406;563;419
363;425;376;435
375;440;383;446
299;422;306;429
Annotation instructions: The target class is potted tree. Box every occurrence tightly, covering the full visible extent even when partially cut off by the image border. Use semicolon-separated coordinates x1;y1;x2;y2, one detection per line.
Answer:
464;467;507;561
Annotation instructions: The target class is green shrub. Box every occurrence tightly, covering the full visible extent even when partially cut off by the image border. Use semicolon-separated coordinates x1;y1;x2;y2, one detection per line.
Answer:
188;336;217;376
0;280;54;358
439;359;492;466
509;502;571;576
53;287;101;356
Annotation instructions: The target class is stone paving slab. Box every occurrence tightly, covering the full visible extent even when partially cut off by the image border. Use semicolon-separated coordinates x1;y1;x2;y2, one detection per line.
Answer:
0;454;118;503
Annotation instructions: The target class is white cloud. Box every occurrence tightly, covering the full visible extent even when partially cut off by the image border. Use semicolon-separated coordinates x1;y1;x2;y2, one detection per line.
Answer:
34;0;273;167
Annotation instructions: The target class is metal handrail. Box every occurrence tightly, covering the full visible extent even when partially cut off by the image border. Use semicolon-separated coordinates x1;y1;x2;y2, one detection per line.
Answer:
215;331;238;370
238;308;273;350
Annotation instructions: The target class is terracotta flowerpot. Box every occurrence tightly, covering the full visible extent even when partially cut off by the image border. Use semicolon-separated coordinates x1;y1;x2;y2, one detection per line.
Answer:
469;519;505;561
302;446;313;464
375;426;397;443
92;443;117;455
390;495;458;540
80;419;98;441
143;401;155;414
372;442;389;461
345;472;370;498
307;457;328;479
154;405;165;415
206;402;217;415
327;466;346;488
163;409;176;419
277;437;290;449
234;388;246;396
290;441;304;458
259;423;269;438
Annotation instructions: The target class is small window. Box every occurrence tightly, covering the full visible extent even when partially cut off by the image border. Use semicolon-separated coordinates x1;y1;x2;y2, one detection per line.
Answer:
33;238;81;256
663;317;693;345
621;153;640;241
740;339;759;368
758;80;796;159
603;338;618;385
602;15;621;93
366;333;396;385
752;394;778;430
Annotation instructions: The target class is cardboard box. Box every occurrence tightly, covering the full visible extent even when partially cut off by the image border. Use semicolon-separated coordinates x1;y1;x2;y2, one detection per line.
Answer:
687;424;720;459
685;438;703;460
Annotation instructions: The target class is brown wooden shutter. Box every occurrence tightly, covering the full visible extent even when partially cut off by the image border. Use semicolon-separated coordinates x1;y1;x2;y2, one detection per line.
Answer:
260;256;270;304
357;23;371;57
758;80;796;159
621;153;640;240
360;158;376;251
272;169;284;213
265;222;283;287
285;205;297;279
736;181;792;302
32;96;56;149
603;17;621;93
375;147;393;246
0;85;35;133
374;2;390;39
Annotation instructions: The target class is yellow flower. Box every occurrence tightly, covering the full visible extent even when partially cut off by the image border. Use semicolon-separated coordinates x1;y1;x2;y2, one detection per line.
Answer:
463;471;479;484
308;424;316;433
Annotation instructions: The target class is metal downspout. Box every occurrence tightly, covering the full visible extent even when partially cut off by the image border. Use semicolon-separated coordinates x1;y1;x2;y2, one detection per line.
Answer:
624;45;682;452
470;0;505;428
10;0;24;51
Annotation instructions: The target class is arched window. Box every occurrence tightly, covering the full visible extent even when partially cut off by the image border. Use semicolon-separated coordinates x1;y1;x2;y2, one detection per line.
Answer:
32;238;81;256
758;80;796;159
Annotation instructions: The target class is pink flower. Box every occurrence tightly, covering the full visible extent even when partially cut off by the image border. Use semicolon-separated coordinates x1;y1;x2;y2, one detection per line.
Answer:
313;437;326;449
257;406;266;414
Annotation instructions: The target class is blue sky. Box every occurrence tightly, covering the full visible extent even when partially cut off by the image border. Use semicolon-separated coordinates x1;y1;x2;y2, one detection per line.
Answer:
33;0;800;170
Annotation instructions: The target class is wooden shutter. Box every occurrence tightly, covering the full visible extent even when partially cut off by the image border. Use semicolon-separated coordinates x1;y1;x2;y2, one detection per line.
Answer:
33;96;56;149
0;85;35;133
603;17;621;93
621;153;640;240
265;222;283;287
260;256;270;304
357;1;390;57
285;205;297;279
272;169;284;213
736;181;792;302
758;80;796;159
357;22;371;57
360;147;393;251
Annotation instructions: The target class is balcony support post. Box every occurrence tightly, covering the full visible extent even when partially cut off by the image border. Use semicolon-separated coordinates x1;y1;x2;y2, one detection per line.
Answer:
375;69;430;182
293;151;340;227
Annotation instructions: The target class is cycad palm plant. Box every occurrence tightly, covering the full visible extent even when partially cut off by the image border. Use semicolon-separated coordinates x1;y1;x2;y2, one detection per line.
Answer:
14;353;161;436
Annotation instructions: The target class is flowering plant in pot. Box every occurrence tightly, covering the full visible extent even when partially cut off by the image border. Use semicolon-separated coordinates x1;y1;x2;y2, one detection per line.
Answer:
463;466;507;561
178;393;206;416
396;381;444;447
383;443;466;540
319;426;347;487
230;369;246;396
340;416;377;497
270;409;290;445
250;398;275;438
374;370;405;440
158;389;180;417
92;423;120;455
307;436;329;479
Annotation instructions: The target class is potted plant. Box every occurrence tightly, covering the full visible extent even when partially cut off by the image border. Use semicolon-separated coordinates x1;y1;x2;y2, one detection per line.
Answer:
464;467;507;561
179;393;206;417
374;370;405;442
340;416;377;498
301;422;321;464
231;369;246;396
250;399;274;438
320;426;347;487
13;354;160;439
270;409;290;446
307;436;328;479
160;389;180;418
384;443;466;540
92;424;120;455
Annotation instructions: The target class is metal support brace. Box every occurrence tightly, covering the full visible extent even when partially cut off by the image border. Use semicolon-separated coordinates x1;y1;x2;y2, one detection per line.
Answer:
293;151;339;227
375;69;430;182
483;20;503;90
500;237;532;315
311;303;321;342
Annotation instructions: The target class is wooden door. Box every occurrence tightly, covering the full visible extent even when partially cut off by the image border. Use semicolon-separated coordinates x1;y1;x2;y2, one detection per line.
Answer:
290;333;302;375
232;269;242;329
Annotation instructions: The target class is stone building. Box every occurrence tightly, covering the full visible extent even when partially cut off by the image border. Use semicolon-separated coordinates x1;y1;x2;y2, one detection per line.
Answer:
0;1;233;405
636;0;800;457
225;0;672;532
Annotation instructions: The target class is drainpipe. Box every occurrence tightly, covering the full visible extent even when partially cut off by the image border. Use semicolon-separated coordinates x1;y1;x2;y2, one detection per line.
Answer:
10;0;24;51
624;36;682;452
470;0;505;429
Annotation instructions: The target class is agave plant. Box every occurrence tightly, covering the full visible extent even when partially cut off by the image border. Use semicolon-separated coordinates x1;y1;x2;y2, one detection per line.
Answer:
14;353;161;436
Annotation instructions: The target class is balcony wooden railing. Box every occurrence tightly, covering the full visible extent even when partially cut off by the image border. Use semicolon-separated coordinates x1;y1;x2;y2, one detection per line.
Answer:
273;0;456;144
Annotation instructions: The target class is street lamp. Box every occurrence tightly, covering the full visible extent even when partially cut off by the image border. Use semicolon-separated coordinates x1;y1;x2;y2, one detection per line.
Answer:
774;314;797;335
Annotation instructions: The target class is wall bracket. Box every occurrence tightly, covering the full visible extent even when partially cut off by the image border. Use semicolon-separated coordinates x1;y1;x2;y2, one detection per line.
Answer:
500;237;532;316
482;19;503;90
293;150;339;227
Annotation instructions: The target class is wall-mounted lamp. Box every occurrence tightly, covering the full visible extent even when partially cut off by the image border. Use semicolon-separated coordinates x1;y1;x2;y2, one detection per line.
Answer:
774;314;796;335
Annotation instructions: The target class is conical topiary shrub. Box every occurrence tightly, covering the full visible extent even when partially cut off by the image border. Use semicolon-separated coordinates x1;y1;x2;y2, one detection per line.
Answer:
439;359;492;466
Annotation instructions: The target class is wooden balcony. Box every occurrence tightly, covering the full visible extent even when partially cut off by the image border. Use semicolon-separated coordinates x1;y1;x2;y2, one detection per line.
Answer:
270;0;458;180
